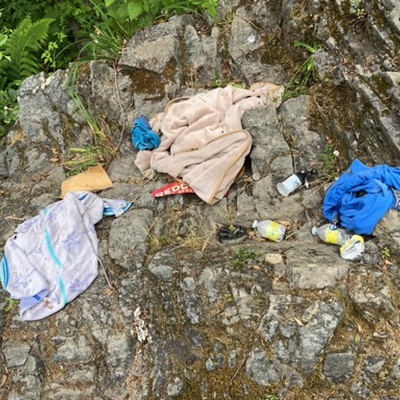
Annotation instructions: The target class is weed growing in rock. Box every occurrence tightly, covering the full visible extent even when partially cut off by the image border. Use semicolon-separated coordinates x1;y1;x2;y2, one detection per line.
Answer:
350;0;365;18
283;41;320;100
232;247;259;268
380;245;391;261
349;0;368;31
317;144;341;182
178;229;214;250
148;233;170;253
4;297;19;312
63;145;114;175
225;291;234;303
0;88;19;137
63;66;118;175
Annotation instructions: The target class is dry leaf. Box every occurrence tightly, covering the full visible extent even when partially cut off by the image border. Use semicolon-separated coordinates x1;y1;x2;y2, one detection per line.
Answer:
293;317;303;326
277;220;292;228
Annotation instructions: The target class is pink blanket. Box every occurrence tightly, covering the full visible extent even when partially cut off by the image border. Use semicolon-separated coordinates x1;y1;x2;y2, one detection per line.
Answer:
135;83;284;204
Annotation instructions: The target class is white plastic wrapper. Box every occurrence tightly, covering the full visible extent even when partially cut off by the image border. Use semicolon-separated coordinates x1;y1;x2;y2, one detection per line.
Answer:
340;235;365;261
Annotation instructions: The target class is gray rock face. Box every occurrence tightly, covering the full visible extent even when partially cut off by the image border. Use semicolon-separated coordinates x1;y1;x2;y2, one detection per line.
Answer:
1;1;400;399
228;8;264;62
287;245;349;289
324;352;356;383
108;208;154;269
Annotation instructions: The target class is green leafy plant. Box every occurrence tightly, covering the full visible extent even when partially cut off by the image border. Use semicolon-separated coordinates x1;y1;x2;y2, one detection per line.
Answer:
0;16;55;134
0;33;10;62
4;297;19;313
63;146;112;174
104;0;218;28
162;0;218;19
0;88;20;137
349;0;367;30
82;0;219;62
233;247;259;268
41;31;68;70
225;292;234;303
78;0;138;61
380;245;391;260
317;144;341;182
350;0;365;17
64;68;118;175
283;41;320;100
0;16;55;86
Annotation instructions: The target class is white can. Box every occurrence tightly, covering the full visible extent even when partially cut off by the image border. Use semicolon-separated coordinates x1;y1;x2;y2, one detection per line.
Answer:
276;174;303;197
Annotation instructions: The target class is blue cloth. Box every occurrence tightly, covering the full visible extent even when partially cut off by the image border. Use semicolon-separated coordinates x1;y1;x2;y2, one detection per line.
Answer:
132;116;161;150
323;159;400;235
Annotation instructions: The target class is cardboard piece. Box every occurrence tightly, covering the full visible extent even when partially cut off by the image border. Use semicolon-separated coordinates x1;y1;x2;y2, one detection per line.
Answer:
61;165;113;198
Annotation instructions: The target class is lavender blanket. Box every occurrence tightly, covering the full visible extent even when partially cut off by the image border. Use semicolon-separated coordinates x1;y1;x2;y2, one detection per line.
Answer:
1;192;131;321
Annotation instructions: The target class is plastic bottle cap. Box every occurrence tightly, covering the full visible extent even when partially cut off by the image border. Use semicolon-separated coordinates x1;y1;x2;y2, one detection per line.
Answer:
252;220;258;229
311;226;318;235
276;183;290;197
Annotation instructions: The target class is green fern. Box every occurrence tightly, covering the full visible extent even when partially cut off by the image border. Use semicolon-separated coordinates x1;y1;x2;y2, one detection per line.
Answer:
2;16;54;83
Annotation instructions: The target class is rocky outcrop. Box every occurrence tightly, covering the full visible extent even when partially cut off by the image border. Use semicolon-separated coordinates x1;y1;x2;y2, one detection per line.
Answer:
1;1;400;399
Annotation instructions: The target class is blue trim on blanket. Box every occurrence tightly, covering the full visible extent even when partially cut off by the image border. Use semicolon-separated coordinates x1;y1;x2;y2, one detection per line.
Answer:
0;256;10;289
43;207;62;268
103;202;132;217
42;207;68;305
59;277;68;305
78;193;89;201
45;228;62;268
20;289;49;312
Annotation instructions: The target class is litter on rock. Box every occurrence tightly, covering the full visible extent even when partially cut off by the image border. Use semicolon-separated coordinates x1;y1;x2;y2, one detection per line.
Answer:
134;83;284;204
132;115;161;150
323;158;400;235
339;235;365;261
312;223;365;261
0;191;131;321
276;169;318;197
217;225;248;245
312;223;353;246
152;181;195;198
252;219;286;243
60;165;113;198
277;172;306;197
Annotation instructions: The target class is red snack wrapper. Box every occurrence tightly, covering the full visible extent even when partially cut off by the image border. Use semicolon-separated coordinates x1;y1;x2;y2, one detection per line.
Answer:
152;182;195;198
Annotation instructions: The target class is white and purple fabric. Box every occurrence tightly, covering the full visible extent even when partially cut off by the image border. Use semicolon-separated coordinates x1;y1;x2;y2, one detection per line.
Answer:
0;191;131;321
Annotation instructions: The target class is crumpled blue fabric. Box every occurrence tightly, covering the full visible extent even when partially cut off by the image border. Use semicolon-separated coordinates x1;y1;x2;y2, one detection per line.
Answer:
132;116;161;150
323;159;400;235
